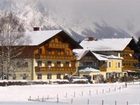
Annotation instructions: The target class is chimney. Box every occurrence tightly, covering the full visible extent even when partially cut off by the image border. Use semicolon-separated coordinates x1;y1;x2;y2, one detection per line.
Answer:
33;27;40;31
87;37;97;41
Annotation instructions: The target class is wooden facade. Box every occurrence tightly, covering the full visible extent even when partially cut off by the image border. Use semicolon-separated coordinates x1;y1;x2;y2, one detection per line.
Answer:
33;31;81;80
120;46;138;72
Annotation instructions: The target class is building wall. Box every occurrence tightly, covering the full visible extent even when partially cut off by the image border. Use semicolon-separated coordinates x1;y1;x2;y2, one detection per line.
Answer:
121;46;138;71
96;46;139;72
104;59;123;79
107;59;122;72
8;58;33;80
33;35;77;80
78;53;100;70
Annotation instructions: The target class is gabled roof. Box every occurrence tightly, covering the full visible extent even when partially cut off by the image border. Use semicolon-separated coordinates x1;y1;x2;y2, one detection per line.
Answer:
73;49;108;61
80;38;132;51
73;49;122;61
24;30;82;48
92;52;123;61
73;49;90;60
92;52;108;61
25;30;62;45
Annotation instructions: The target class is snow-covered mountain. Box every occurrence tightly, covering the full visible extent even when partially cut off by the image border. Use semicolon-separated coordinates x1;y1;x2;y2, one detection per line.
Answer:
0;0;140;41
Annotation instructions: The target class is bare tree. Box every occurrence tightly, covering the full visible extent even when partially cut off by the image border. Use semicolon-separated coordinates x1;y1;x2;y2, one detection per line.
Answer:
0;12;27;80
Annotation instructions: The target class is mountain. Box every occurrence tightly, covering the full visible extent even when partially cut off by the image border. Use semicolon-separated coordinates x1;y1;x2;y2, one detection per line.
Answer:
0;0;140;41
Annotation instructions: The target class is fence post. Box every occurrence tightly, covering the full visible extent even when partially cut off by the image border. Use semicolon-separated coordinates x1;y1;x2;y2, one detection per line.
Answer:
89;90;91;96
47;95;49;100
102;100;104;105
28;96;31;101
115;100;117;105
37;96;40;101
109;88;110;93
65;92;67;98
126;101;128;105
71;98;73;104
87;99;89;105
81;91;83;96
57;94;59;103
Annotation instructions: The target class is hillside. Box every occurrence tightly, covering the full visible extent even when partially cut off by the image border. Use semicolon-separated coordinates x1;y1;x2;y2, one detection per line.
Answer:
0;0;140;41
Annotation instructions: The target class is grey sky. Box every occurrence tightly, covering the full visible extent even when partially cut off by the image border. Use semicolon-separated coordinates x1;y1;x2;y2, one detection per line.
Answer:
1;0;140;39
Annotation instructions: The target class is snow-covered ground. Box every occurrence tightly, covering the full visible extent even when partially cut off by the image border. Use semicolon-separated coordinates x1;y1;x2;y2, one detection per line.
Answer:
0;82;140;105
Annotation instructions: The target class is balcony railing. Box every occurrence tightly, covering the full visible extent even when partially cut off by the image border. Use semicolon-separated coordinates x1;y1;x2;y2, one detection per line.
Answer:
46;56;76;60
35;66;76;73
35;54;46;59
48;43;69;48
35;54;76;60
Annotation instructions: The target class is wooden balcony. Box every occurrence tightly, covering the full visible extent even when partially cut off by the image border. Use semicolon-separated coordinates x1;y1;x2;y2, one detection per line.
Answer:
35;66;76;73
46;55;76;60
35;54;76;60
48;43;69;48
35;54;46;59
123;59;138;62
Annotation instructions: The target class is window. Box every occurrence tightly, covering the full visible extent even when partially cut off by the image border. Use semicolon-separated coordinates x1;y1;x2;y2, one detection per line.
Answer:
57;61;61;67
117;73;120;77
57;74;61;79
47;61;52;67
23;74;27;80
47;49;52;55
108;62;111;68
66;62;70;67
57;49;61;55
37;74;42;79
37;61;42;67
106;73;111;79
118;62;121;68
83;62;93;66
47;74;52;79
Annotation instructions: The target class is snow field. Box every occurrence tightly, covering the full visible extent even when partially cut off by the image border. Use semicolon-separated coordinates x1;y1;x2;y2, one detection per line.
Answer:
0;82;140;105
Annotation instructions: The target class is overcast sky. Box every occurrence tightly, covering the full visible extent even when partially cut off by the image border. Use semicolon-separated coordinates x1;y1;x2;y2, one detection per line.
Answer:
1;0;140;39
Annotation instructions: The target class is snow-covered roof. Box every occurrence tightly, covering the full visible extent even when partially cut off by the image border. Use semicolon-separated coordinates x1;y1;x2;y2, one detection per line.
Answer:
92;52;108;61
25;30;62;45
92;52;122;61
73;49;90;60
80;38;132;51
107;55;123;59
79;67;100;73
73;49;122;61
73;48;123;62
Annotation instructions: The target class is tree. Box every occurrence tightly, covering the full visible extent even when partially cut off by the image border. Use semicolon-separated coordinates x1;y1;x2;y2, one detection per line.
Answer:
0;12;28;80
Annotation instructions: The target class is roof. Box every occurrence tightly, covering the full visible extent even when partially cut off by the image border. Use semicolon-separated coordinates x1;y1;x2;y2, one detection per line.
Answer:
25;30;62;45
80;38;132;51
24;30;82;49
92;52;122;60
79;67;100;73
73;49;122;61
73;49;90;60
92;52;108;61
